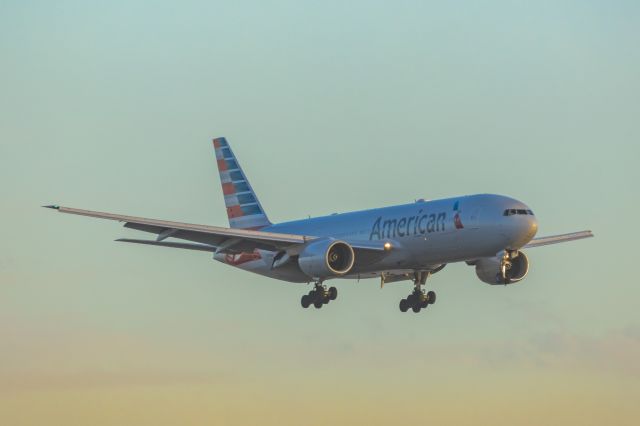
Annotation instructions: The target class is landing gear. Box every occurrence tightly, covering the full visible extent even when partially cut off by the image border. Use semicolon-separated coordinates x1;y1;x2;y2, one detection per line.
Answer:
399;271;436;313
499;250;518;284
301;283;338;309
400;289;435;313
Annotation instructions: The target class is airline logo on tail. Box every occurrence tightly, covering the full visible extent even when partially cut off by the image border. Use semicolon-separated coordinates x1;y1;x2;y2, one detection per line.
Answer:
213;137;271;230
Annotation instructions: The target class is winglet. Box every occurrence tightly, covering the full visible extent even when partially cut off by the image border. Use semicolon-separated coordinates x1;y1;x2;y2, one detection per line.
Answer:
43;205;60;210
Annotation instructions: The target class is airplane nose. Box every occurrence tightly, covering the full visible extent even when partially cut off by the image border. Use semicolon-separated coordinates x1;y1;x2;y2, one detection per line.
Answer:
512;215;538;248
525;216;538;241
503;213;538;249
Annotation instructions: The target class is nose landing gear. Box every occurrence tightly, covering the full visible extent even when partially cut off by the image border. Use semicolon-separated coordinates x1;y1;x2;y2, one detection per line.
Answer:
399;271;436;313
301;282;337;309
500;250;519;284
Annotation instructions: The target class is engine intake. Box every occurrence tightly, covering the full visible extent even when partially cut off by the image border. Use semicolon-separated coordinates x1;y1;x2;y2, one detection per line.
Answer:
475;250;529;285
298;240;355;278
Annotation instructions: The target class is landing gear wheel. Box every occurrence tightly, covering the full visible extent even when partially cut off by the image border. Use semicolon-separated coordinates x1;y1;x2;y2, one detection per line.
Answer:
420;298;429;309
399;299;409;312
328;287;338;301
427;290;436;305
313;300;323;309
406;294;415;306
301;295;310;308
412;305;421;313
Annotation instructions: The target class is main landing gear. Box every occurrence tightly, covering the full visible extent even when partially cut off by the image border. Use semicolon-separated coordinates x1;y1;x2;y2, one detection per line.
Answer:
301;282;337;309
399;271;436;313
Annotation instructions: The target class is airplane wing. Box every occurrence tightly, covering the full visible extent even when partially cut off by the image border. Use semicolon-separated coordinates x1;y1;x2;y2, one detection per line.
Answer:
524;230;594;248
44;205;394;256
44;205;309;253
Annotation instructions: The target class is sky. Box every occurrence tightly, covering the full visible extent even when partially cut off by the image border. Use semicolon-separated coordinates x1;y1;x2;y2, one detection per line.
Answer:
1;0;639;424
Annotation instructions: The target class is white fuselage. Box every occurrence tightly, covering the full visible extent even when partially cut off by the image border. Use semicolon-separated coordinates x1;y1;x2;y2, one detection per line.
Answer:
214;194;539;283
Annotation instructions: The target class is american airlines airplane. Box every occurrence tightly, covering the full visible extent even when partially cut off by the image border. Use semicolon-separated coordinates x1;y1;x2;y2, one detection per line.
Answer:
46;137;593;313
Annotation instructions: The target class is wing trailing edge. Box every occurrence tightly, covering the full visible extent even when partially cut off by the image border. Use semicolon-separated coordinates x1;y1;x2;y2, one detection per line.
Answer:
116;239;217;252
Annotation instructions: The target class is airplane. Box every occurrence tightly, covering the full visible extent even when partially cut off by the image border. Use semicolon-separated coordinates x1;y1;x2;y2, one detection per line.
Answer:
45;137;593;313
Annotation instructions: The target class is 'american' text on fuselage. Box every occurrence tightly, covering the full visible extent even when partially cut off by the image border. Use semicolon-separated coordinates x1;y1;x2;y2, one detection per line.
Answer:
369;210;447;240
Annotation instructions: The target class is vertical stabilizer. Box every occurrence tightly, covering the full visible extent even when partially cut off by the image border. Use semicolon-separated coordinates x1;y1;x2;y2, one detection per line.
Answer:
213;137;271;229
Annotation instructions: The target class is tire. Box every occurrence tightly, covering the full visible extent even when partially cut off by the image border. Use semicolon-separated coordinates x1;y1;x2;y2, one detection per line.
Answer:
328;287;338;301
406;294;415;306
399;299;409;312
412;305;421;313
427;290;436;305
301;295;310;308
314;300;323;309
421;298;428;309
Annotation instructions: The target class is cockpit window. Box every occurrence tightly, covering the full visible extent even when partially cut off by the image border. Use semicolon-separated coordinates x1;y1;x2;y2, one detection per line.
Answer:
504;209;534;216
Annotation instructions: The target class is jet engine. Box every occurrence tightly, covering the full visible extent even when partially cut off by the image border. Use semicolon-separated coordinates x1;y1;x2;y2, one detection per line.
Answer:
298;239;355;279
475;250;529;285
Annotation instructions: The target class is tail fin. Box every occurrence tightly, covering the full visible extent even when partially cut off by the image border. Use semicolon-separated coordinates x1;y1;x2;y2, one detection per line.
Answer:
213;137;272;229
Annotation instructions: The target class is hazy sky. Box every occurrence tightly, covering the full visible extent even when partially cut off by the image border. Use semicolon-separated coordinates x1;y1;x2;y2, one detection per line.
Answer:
1;1;639;425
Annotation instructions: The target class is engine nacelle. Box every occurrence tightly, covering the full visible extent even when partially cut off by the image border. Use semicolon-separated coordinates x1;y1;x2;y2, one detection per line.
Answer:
298;239;355;279
475;251;529;285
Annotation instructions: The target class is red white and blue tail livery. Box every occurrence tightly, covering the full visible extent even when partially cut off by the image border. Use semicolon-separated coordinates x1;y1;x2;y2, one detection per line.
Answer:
213;137;271;230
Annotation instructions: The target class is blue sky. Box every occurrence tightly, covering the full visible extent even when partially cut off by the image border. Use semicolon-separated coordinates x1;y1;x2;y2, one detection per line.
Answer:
1;1;639;424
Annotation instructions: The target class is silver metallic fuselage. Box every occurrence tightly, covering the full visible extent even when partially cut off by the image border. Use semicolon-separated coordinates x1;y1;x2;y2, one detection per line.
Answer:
214;194;538;283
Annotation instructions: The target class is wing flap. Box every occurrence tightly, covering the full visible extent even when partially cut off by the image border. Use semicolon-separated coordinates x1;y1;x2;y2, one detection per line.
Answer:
116;238;217;252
